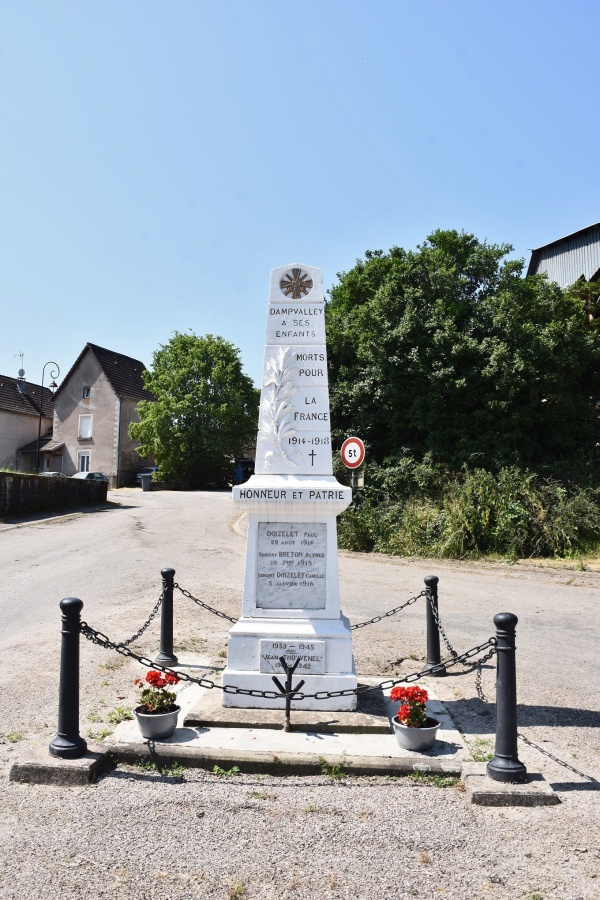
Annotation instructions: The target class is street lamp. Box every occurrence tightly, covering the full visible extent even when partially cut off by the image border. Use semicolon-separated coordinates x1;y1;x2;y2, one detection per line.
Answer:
35;361;60;474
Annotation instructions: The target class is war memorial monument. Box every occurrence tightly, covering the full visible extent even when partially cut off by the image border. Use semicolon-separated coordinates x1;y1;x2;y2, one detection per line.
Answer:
224;263;357;710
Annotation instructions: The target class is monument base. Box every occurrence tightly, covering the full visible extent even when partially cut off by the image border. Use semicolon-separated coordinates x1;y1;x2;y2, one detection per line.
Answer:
221;671;358;711
222;614;357;711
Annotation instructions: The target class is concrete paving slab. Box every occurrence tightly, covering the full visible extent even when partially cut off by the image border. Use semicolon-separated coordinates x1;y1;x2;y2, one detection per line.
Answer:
105;677;470;776
462;762;560;806
184;681;390;732
9;745;114;786
107;740;464;777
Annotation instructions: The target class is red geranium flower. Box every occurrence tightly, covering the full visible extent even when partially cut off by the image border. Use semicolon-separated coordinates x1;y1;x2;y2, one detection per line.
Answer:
390;684;429;727
135;669;180;714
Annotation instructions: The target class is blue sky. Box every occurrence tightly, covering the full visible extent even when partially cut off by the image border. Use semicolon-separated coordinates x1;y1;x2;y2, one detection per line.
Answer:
2;1;600;389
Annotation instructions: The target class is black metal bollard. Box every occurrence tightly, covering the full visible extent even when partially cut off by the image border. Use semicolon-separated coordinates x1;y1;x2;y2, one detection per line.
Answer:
154;567;178;666
487;612;527;783
49;598;88;759
423;575;446;676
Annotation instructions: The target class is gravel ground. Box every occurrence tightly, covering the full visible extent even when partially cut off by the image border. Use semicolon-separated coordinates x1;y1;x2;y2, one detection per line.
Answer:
1;769;598;899
1;491;598;899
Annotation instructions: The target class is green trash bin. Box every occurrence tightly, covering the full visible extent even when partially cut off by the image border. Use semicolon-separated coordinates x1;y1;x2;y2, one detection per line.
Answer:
141;473;152;492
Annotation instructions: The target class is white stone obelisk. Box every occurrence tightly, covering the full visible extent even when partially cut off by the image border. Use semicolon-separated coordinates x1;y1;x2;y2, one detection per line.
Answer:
224;263;357;710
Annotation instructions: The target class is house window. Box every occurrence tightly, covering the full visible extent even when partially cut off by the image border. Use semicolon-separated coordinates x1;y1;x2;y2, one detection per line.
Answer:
82;386;91;399
78;451;91;472
78;414;93;439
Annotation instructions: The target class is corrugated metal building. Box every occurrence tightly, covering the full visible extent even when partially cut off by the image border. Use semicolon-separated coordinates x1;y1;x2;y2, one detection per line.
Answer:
527;222;600;288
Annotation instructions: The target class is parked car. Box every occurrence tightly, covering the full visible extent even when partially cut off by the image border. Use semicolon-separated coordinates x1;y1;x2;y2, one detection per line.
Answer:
40;471;68;478
72;471;110;483
135;466;159;484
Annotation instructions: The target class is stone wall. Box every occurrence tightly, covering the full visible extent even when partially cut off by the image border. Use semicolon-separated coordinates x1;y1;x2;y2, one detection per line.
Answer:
0;472;108;517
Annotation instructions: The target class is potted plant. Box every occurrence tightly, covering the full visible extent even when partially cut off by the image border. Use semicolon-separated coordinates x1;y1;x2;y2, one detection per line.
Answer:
133;670;180;740
390;685;440;751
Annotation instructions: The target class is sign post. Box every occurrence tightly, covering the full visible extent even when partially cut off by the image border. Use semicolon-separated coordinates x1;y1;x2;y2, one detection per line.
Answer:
341;437;365;491
340;437;365;469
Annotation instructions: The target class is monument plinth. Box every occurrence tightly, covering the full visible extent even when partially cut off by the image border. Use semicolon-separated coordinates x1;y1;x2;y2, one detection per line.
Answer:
224;263;357;710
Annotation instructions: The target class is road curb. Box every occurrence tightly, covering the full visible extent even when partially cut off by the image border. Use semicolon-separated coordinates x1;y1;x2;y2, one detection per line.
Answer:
8;740;560;807
106;742;465;777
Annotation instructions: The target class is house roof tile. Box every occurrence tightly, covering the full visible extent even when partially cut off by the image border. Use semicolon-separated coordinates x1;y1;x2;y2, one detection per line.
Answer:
18;435;65;454
0;376;54;417
56;343;154;402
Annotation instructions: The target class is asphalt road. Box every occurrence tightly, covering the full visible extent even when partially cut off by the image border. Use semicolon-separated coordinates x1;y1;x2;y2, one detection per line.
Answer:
1;488;598;784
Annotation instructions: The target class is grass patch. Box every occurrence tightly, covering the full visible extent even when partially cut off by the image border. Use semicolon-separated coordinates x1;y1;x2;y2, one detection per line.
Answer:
6;730;25;743
408;771;458;788
468;737;495;762
133;760;187;779
98;656;126;672
212;764;240;778
107;706;133;725
247;790;275;800
318;755;349;780
173;635;206;653
87;728;112;741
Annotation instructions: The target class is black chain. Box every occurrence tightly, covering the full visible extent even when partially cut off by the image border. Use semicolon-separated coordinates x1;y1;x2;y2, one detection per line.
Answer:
79;622;279;695
457;641;597;782
79;619;496;702
428;593;459;658
80;622;280;698
120;588;165;647
516;731;598;784
81;613;598;784
350;591;425;630
435;612;495;700
427;593;497;701
174;583;237;624
470;644;497;702
294;639;497;699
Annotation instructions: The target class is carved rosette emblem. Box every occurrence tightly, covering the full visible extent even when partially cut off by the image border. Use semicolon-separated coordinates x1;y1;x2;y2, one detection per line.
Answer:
280;268;313;299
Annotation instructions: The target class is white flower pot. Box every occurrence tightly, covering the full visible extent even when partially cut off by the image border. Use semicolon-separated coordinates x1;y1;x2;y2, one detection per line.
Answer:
392;716;440;751
134;705;180;740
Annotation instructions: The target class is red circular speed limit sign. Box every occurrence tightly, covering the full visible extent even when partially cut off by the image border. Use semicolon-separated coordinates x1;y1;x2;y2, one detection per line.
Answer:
340;436;365;469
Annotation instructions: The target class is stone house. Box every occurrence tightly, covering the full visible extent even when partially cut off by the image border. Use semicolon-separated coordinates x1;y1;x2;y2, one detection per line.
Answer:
51;343;154;487
0;374;55;470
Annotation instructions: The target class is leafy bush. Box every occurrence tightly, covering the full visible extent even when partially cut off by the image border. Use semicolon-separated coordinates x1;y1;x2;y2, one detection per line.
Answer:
338;460;600;559
328;231;600;561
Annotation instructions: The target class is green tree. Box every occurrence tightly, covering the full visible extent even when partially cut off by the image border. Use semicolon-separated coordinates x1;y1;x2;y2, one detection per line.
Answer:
326;230;600;475
131;332;259;488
